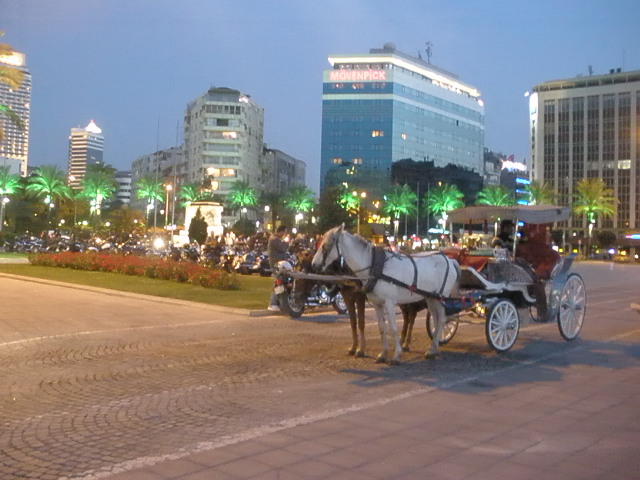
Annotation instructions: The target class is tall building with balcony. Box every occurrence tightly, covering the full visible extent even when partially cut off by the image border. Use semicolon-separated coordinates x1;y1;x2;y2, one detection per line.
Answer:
183;87;265;222
529;69;640;233
0;50;31;176
321;43;485;199
67;120;104;189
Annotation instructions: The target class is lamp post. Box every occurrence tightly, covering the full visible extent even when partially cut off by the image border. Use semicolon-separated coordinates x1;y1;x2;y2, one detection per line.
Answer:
0;196;9;232
353;190;367;234
164;184;172;227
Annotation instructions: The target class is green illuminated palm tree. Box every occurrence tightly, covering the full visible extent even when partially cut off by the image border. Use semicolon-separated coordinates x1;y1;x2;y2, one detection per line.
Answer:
476;185;515;206
337;186;360;214
573;178;617;254
0;32;25;141
80;170;117;217
177;182;206;207
134;176;165;226
0;165;22;231
382;184;417;239
227;180;257;217
525;180;556;205
426;183;464;236
26;166;71;226
284;185;316;213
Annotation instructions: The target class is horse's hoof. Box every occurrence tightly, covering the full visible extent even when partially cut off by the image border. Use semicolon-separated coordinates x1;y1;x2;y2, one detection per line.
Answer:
376;354;387;364
424;352;440;360
355;350;365;358
402;345;410;352
347;348;356;356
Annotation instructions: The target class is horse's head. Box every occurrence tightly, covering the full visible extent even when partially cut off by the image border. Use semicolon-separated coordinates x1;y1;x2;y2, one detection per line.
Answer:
311;225;344;272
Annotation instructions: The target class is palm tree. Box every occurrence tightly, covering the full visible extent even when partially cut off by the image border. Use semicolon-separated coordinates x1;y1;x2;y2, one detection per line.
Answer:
381;184;417;239
0;165;22;231
80;170;117;217
425;183;464;239
177;182;206;207
226;180;257;218
26;166;71;227
283;185;316;228
525;180;556;205
476;185;515;206
134;176;165;228
573;178;617;255
0;32;25;141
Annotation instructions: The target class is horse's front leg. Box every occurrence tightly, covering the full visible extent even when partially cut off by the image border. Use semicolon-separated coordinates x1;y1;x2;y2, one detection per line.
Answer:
387;300;403;365
425;298;445;359
344;289;359;356
400;305;416;352
374;305;388;363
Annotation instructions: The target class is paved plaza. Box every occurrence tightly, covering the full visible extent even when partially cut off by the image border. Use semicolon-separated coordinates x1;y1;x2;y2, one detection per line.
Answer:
0;262;639;479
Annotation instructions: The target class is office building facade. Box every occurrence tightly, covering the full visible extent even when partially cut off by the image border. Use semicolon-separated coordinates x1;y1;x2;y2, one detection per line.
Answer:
67;120;104;189
0;50;31;176
321;43;485;198
529;69;640;232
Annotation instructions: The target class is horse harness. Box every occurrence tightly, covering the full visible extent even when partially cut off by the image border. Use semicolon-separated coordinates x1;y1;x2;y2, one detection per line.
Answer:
363;246;454;300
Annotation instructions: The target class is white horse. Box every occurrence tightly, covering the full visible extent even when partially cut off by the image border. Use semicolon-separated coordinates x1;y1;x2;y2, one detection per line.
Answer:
312;225;460;364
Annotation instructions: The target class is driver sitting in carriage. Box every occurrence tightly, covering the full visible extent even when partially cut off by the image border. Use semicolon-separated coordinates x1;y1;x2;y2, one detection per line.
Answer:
515;223;561;281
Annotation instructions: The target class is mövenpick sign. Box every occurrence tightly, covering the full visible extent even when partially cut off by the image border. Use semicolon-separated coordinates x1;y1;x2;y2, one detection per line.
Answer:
329;69;387;82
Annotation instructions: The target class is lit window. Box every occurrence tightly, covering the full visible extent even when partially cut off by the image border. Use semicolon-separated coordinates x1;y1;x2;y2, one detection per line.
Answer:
222;131;237;139
371;130;384;137
352;158;363;165
401;133;407;140
332;158;343;164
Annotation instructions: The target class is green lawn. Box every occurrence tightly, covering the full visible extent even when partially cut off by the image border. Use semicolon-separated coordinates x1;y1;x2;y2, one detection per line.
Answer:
0;264;273;310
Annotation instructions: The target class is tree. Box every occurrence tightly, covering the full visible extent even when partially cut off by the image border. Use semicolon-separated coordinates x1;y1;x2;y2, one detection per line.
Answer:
226;180;257;217
26;166;71;227
381;184;417;239
525;180;556;205
573;178;617;255
107;205;145;236
0;32;25;141
476;185;515;206
316;186;351;233
134;176;165;227
188;207;208;244
283;185;316;229
80;168;117;217
177;182;206;207
425;183;464;238
0;165;22;231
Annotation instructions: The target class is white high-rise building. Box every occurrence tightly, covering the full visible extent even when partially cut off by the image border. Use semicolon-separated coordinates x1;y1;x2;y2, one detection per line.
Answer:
67;120;104;189
530;69;640;232
0;50;31;176
183;87;265;221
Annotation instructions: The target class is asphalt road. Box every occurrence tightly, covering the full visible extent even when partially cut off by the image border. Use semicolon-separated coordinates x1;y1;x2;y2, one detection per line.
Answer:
0;262;639;479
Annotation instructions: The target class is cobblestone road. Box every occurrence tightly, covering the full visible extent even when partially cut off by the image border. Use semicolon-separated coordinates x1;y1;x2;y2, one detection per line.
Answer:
1;263;639;479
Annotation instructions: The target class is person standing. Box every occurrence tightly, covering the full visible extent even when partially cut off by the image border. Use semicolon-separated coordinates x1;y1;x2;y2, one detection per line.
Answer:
267;225;290;311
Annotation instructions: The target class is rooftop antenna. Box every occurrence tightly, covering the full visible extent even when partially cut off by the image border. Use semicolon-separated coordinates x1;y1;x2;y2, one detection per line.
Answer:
588;65;593;76
425;41;433;64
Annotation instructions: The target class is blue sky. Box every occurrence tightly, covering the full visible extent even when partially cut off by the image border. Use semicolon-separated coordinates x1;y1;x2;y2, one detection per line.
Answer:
3;0;640;193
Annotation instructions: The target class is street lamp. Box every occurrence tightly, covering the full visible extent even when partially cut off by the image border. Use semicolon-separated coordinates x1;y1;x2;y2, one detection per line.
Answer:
353;190;367;234
0;196;10;232
164;184;172;227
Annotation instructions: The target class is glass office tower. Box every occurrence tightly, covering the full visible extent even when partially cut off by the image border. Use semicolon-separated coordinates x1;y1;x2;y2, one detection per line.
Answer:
320;43;484;198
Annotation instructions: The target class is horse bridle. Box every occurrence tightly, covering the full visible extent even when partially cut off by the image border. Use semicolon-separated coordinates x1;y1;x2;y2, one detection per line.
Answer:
318;232;341;272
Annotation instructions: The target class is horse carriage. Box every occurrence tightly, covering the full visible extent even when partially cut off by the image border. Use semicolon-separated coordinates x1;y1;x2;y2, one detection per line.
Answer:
307;204;586;364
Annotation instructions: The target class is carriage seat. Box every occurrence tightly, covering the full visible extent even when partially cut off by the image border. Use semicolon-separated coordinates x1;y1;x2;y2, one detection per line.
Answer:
441;247;489;273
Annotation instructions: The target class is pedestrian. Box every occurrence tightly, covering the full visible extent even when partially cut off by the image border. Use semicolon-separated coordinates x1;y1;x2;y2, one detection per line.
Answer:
267;225;290;311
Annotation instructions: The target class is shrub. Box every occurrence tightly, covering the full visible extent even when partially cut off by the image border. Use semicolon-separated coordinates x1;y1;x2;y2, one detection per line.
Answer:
28;252;240;290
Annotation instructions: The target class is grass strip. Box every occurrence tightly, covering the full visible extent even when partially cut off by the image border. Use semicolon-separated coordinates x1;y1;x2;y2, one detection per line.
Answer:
0;264;273;310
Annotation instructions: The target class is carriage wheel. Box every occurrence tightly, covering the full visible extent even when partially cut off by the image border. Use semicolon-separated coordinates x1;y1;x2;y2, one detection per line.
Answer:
278;290;305;318
426;310;458;345
557;273;586;341
332;291;348;315
485;299;519;352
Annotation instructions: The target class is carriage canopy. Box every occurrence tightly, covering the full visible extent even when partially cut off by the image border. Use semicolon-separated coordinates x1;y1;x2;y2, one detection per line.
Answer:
447;204;571;225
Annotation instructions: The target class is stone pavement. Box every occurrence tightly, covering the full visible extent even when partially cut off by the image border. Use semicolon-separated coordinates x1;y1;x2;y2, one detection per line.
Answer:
101;335;640;480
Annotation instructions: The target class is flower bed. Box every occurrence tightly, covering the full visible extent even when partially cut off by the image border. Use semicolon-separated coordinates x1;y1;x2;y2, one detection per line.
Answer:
28;252;240;290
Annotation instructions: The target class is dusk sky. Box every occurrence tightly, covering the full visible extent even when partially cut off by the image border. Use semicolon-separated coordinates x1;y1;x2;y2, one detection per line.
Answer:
3;0;640;193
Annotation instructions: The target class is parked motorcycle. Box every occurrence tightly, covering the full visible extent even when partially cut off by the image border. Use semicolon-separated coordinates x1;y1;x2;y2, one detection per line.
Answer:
273;259;347;318
236;250;271;276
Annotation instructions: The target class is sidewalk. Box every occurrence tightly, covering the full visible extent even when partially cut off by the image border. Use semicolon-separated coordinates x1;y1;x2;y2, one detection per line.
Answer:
102;338;640;480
